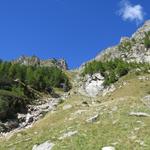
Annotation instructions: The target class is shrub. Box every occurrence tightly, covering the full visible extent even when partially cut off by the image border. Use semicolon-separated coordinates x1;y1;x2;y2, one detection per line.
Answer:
0;61;70;93
118;41;132;52
83;58;150;86
144;31;150;49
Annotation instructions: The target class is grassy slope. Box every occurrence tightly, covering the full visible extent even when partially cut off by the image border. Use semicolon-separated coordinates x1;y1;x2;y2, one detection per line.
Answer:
0;72;150;150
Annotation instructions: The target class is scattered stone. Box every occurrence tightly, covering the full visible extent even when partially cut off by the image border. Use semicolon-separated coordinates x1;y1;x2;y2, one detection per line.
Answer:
32;141;55;150
141;95;150;108
26;113;34;124
111;106;118;112
135;140;147;147
0;96;66;134
102;146;115;150
138;76;149;81
63;104;72;110
73;110;87;115
129;112;150;117
102;85;116;97
134;127;140;131
136;120;145;127
136;68;141;72
58;131;78;140
17;113;26;122
128;134;137;140
86;114;99;123
112;119;119;125
111;142;118;146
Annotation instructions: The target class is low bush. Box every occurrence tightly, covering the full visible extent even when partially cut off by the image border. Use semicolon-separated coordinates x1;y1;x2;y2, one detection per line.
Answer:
83;59;150;86
118;41;132;52
144;31;150;49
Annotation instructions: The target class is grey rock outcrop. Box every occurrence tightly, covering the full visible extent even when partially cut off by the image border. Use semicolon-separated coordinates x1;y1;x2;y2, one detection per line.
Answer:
102;146;115;150
13;56;68;70
14;55;40;66
32;141;55;150
40;58;68;70
0;97;64;133
79;73;105;97
95;20;150;64
18;97;63;129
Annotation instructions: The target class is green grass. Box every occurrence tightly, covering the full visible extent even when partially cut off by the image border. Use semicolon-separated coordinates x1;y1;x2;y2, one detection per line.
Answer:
0;73;150;150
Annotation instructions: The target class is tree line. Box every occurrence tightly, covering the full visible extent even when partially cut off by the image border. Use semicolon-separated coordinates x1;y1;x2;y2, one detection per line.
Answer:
0;60;70;92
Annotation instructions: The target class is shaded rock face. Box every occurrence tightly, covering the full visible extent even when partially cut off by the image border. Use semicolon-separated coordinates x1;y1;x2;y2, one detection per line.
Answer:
0;120;19;133
95;20;150;63
13;56;68;70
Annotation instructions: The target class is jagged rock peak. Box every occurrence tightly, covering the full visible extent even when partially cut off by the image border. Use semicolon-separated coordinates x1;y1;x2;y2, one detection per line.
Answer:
13;55;68;70
15;55;40;66
41;58;68;70
132;20;150;40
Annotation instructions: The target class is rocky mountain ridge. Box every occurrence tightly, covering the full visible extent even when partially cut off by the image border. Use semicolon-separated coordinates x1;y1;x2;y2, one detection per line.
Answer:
13;55;68;70
95;20;150;63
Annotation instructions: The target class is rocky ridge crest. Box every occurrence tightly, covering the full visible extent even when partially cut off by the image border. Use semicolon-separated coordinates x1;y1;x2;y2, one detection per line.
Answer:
13;56;68;70
95;20;150;63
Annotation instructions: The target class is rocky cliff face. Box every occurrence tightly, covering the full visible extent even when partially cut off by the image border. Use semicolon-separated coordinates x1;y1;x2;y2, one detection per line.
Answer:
13;56;68;70
95;20;150;63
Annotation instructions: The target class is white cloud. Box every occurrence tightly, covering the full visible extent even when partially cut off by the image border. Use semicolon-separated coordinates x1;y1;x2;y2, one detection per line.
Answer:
118;0;145;24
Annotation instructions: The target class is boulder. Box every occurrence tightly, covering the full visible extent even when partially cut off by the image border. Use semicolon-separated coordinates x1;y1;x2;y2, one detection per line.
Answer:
129;112;150;117
58;131;78;140
63;104;72;110
83;73;105;97
32;141;55;150
102;146;115;150
142;95;150;108
86;114;99;123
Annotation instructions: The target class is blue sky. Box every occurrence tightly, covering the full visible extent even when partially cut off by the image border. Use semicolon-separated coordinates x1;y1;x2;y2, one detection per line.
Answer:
0;0;149;69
